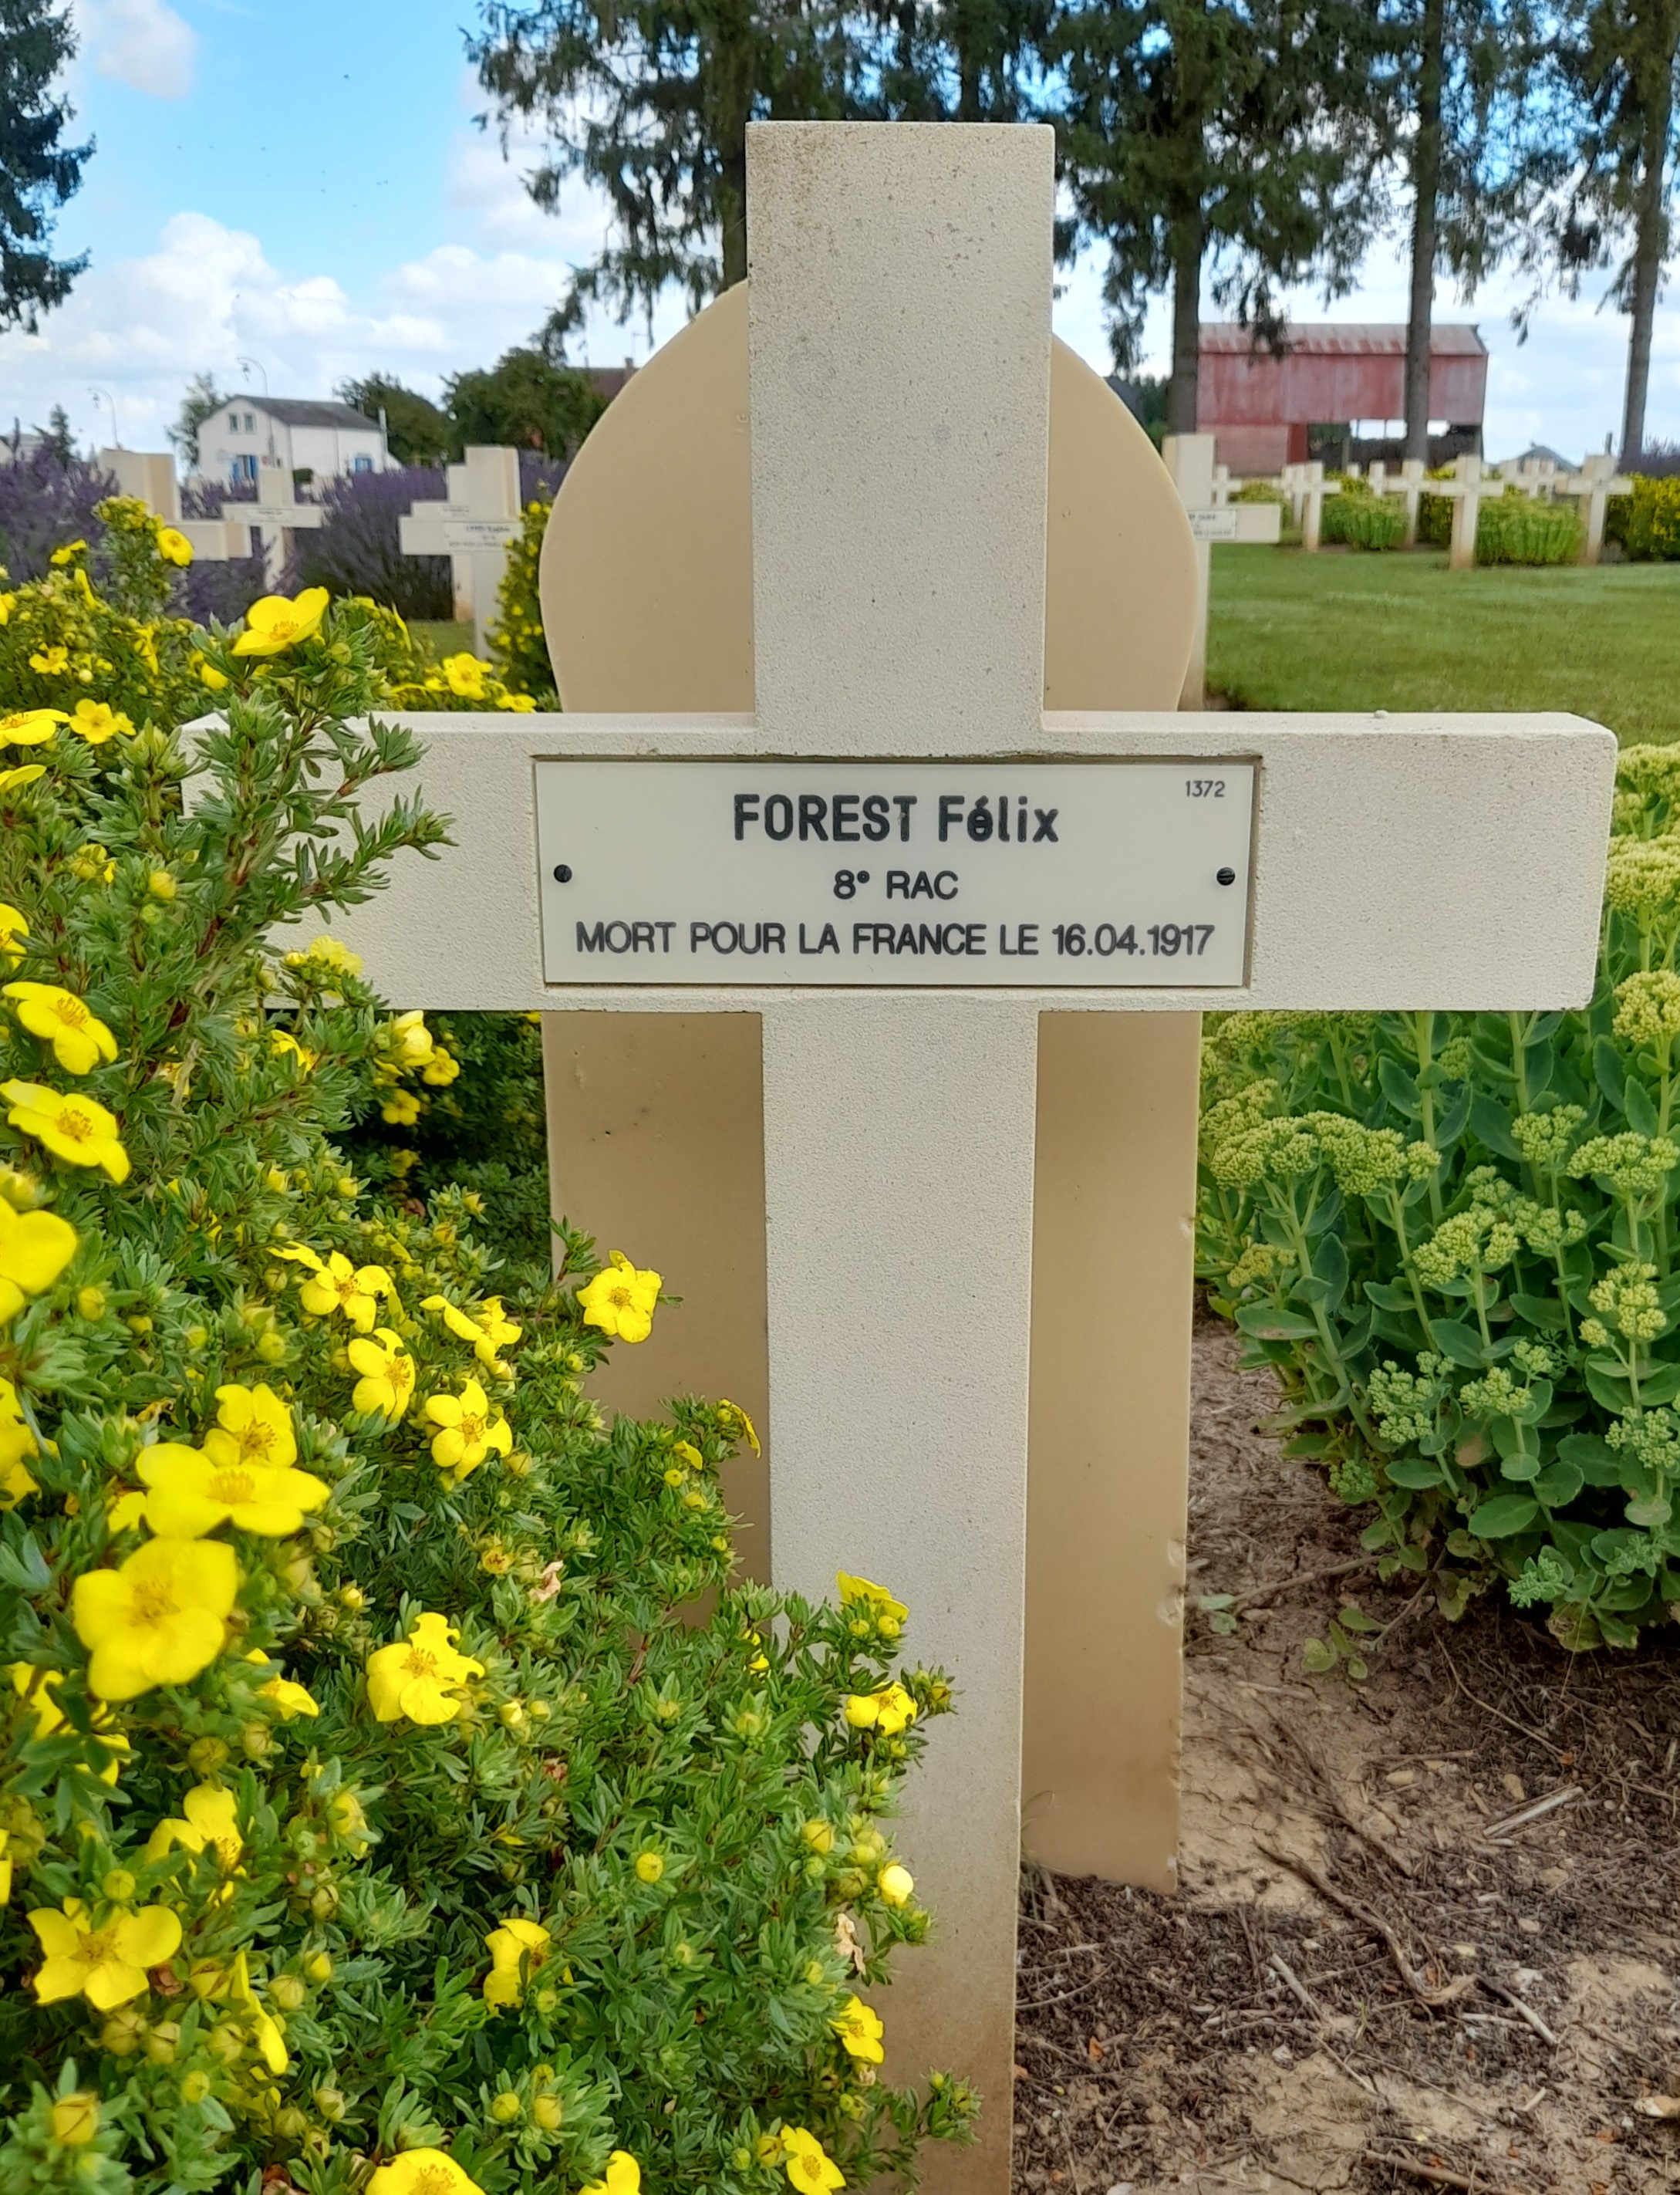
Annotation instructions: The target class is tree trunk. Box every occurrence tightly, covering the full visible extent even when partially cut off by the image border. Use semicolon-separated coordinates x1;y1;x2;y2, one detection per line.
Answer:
1403;0;1446;464
1166;211;1204;435
1619;79;1675;462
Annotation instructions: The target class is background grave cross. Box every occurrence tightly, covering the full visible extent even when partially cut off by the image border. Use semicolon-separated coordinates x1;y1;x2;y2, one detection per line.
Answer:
241;456;324;586
324;123;1613;2195
97;447;247;564
398;446;524;655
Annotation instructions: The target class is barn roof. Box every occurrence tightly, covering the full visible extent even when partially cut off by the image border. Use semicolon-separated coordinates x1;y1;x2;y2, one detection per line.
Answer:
1199;322;1486;358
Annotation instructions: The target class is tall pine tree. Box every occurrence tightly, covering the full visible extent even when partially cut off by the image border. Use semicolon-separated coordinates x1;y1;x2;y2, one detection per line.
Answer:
1547;0;1678;459
1385;0;1557;461
469;0;862;312
0;0;90;333
1049;0;1387;432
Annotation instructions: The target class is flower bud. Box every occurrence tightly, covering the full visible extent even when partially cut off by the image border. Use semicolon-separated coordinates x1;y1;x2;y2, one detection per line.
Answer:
305;1952;332;1984
147;870;177;900
100;2007;147;2056
76;1285;106;1320
312;2087;347;2122
498;1700;526;1730
309;1885;338;1919
531;2095;562;2131
145;2020;181;2065
50;2094;99;2146
188;1737;229;1775
490;2092;523;2124
801;1819;835;1855
181;2071;213;2106
208;2023;244;2063
255;1328;287;1364
338;1584;366;1612
126;1312;153;1335
272;1974;306;2011
274;2108;309;2139
241;1721;272;1758
634;1850;665;1884
102;1867;137;1901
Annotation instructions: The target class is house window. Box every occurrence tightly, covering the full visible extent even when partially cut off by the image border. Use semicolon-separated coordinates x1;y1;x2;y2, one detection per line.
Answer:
350;454;373;474
244;412;255;433
233;454;258;484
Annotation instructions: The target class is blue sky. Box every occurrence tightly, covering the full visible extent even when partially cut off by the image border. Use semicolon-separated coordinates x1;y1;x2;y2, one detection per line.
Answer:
1;0;1672;463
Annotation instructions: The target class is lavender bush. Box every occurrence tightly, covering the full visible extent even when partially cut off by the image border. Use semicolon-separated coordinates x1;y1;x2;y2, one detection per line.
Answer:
176;476;269;623
283;464;453;619
0;437;116;579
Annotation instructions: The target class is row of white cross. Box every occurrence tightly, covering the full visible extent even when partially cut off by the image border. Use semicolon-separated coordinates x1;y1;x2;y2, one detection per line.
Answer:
100;447;526;657
1206;450;1634;566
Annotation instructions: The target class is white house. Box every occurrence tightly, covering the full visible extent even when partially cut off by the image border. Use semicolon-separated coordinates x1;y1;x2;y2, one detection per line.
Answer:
198;397;390;487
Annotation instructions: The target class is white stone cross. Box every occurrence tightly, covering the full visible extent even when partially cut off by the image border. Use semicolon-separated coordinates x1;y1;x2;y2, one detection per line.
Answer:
240;457;323;586
1555;451;1634;565
1281;458;1341;552
398;446;524;656
1429;452;1494;569
321;125;1613;2195
97;448;248;563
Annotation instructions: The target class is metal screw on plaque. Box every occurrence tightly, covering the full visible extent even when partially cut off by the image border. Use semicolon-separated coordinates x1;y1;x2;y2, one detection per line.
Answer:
1216;866;1236;886
552;864;573;883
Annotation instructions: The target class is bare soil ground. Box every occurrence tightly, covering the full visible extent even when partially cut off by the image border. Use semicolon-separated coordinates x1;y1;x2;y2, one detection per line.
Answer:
1013;1314;1680;2194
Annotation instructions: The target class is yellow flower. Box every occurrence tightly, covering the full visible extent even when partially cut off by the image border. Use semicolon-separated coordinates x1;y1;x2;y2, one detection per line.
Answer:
5;982;119;1075
228;1949;289;2072
10;1663;130;1781
137;1439;328;1537
28;647;68;676
157;526;193;567
197;657;228;691
781;2129;845;2193
366;1611;484;1724
831;1993;884;2063
482;1914;551;2008
348;1327;416;1418
835;1573;908;1625
205;1382;297;1471
285;933;363;979
420;1292;521;1366
2;1080;130;1181
423;1376;513;1482
230;586;329;657
49;540;86;566
381;1089;420;1126
877;1862;914;1907
0;1197;76;1320
244;1649;320;1720
0;1378;40;1507
441;653;491;699
368;2149;485;2195
580;2154;642;2195
68;699;135;745
49;2092;100;2146
0;764;46;795
106;1487;146;1532
717;1399;760;1454
278;1244;391;1330
842;1683;916;1737
145;1783;243;1870
578;1250;662;1345
422;1049;460;1086
268;1028;315;1070
28;1896;182;2008
71;1535;239;1700
0;720;65;755
0;903;28;968
389;1008;433;1065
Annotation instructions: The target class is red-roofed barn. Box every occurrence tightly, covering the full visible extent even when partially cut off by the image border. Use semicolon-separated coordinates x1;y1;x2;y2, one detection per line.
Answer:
1199;323;1488;474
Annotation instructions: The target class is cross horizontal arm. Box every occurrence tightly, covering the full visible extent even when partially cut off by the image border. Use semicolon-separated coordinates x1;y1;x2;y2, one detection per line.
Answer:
315;710;1615;1012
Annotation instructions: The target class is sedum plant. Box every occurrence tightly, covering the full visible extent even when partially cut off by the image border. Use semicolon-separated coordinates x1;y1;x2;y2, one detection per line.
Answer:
1200;742;1680;1650
0;545;971;2193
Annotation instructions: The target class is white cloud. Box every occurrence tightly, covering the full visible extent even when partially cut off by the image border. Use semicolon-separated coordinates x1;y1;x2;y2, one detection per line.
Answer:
76;0;197;100
0;201;670;454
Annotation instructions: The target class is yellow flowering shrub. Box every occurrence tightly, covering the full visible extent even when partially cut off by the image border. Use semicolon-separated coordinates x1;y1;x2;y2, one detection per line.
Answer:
0;554;971;2194
486;490;557;704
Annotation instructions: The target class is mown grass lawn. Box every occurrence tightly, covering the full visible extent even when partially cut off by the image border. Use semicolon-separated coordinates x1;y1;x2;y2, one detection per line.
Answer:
1207;546;1680;743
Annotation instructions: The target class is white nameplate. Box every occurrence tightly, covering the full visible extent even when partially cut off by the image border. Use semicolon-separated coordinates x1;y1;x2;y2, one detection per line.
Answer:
534;760;1254;988
247;505;323;527
1186;508;1240;542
